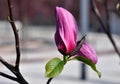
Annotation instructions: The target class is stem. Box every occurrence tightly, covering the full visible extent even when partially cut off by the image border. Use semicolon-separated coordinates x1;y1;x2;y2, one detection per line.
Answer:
47;78;53;84
90;0;120;57
63;55;69;64
7;0;21;69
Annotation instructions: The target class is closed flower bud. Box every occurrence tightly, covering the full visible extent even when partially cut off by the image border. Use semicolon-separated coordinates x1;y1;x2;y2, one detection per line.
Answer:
55;7;78;55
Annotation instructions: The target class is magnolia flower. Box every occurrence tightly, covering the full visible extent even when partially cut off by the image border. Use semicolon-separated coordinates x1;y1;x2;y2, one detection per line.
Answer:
77;42;98;64
54;7;98;64
55;7;78;55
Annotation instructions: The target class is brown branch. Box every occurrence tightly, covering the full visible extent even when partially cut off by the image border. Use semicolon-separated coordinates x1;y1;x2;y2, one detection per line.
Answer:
0;56;15;72
104;0;110;32
0;0;28;83
90;0;120;57
7;0;21;69
0;72;17;82
7;0;28;83
0;56;28;84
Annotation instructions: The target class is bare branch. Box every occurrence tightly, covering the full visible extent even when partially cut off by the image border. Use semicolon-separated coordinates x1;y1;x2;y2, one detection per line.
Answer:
7;0;21;69
0;0;29;83
0;72;17;82
90;0;120;57
104;0;110;32
0;56;14;72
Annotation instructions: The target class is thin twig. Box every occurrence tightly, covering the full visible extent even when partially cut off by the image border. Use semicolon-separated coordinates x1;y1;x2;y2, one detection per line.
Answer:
0;72;17;82
90;0;120;57
7;0;21;69
104;0;111;32
47;78;53;84
0;56;28;84
0;56;15;73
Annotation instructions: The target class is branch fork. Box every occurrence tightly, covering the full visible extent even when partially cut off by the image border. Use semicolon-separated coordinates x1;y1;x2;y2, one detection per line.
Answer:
0;0;28;84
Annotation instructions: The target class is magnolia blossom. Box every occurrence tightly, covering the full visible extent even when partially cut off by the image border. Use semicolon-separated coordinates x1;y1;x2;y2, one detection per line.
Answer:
77;42;98;64
55;6;78;55
54;6;98;64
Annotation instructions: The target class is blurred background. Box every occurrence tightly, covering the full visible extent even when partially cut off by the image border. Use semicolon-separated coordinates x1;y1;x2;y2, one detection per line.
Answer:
0;0;120;84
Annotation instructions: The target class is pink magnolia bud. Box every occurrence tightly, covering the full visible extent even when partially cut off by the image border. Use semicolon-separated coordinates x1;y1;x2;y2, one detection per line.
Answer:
77;42;98;64
55;7;78;55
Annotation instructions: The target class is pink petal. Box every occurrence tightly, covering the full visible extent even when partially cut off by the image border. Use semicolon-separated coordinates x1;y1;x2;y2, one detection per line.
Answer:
78;42;98;64
55;7;78;55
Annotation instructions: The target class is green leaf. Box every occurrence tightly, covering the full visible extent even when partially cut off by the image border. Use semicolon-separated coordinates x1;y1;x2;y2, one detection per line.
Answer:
45;57;64;78
71;56;101;78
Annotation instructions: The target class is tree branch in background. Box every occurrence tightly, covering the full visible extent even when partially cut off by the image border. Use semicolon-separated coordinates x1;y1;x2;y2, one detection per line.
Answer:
104;0;110;32
0;0;28;83
90;0;120;57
